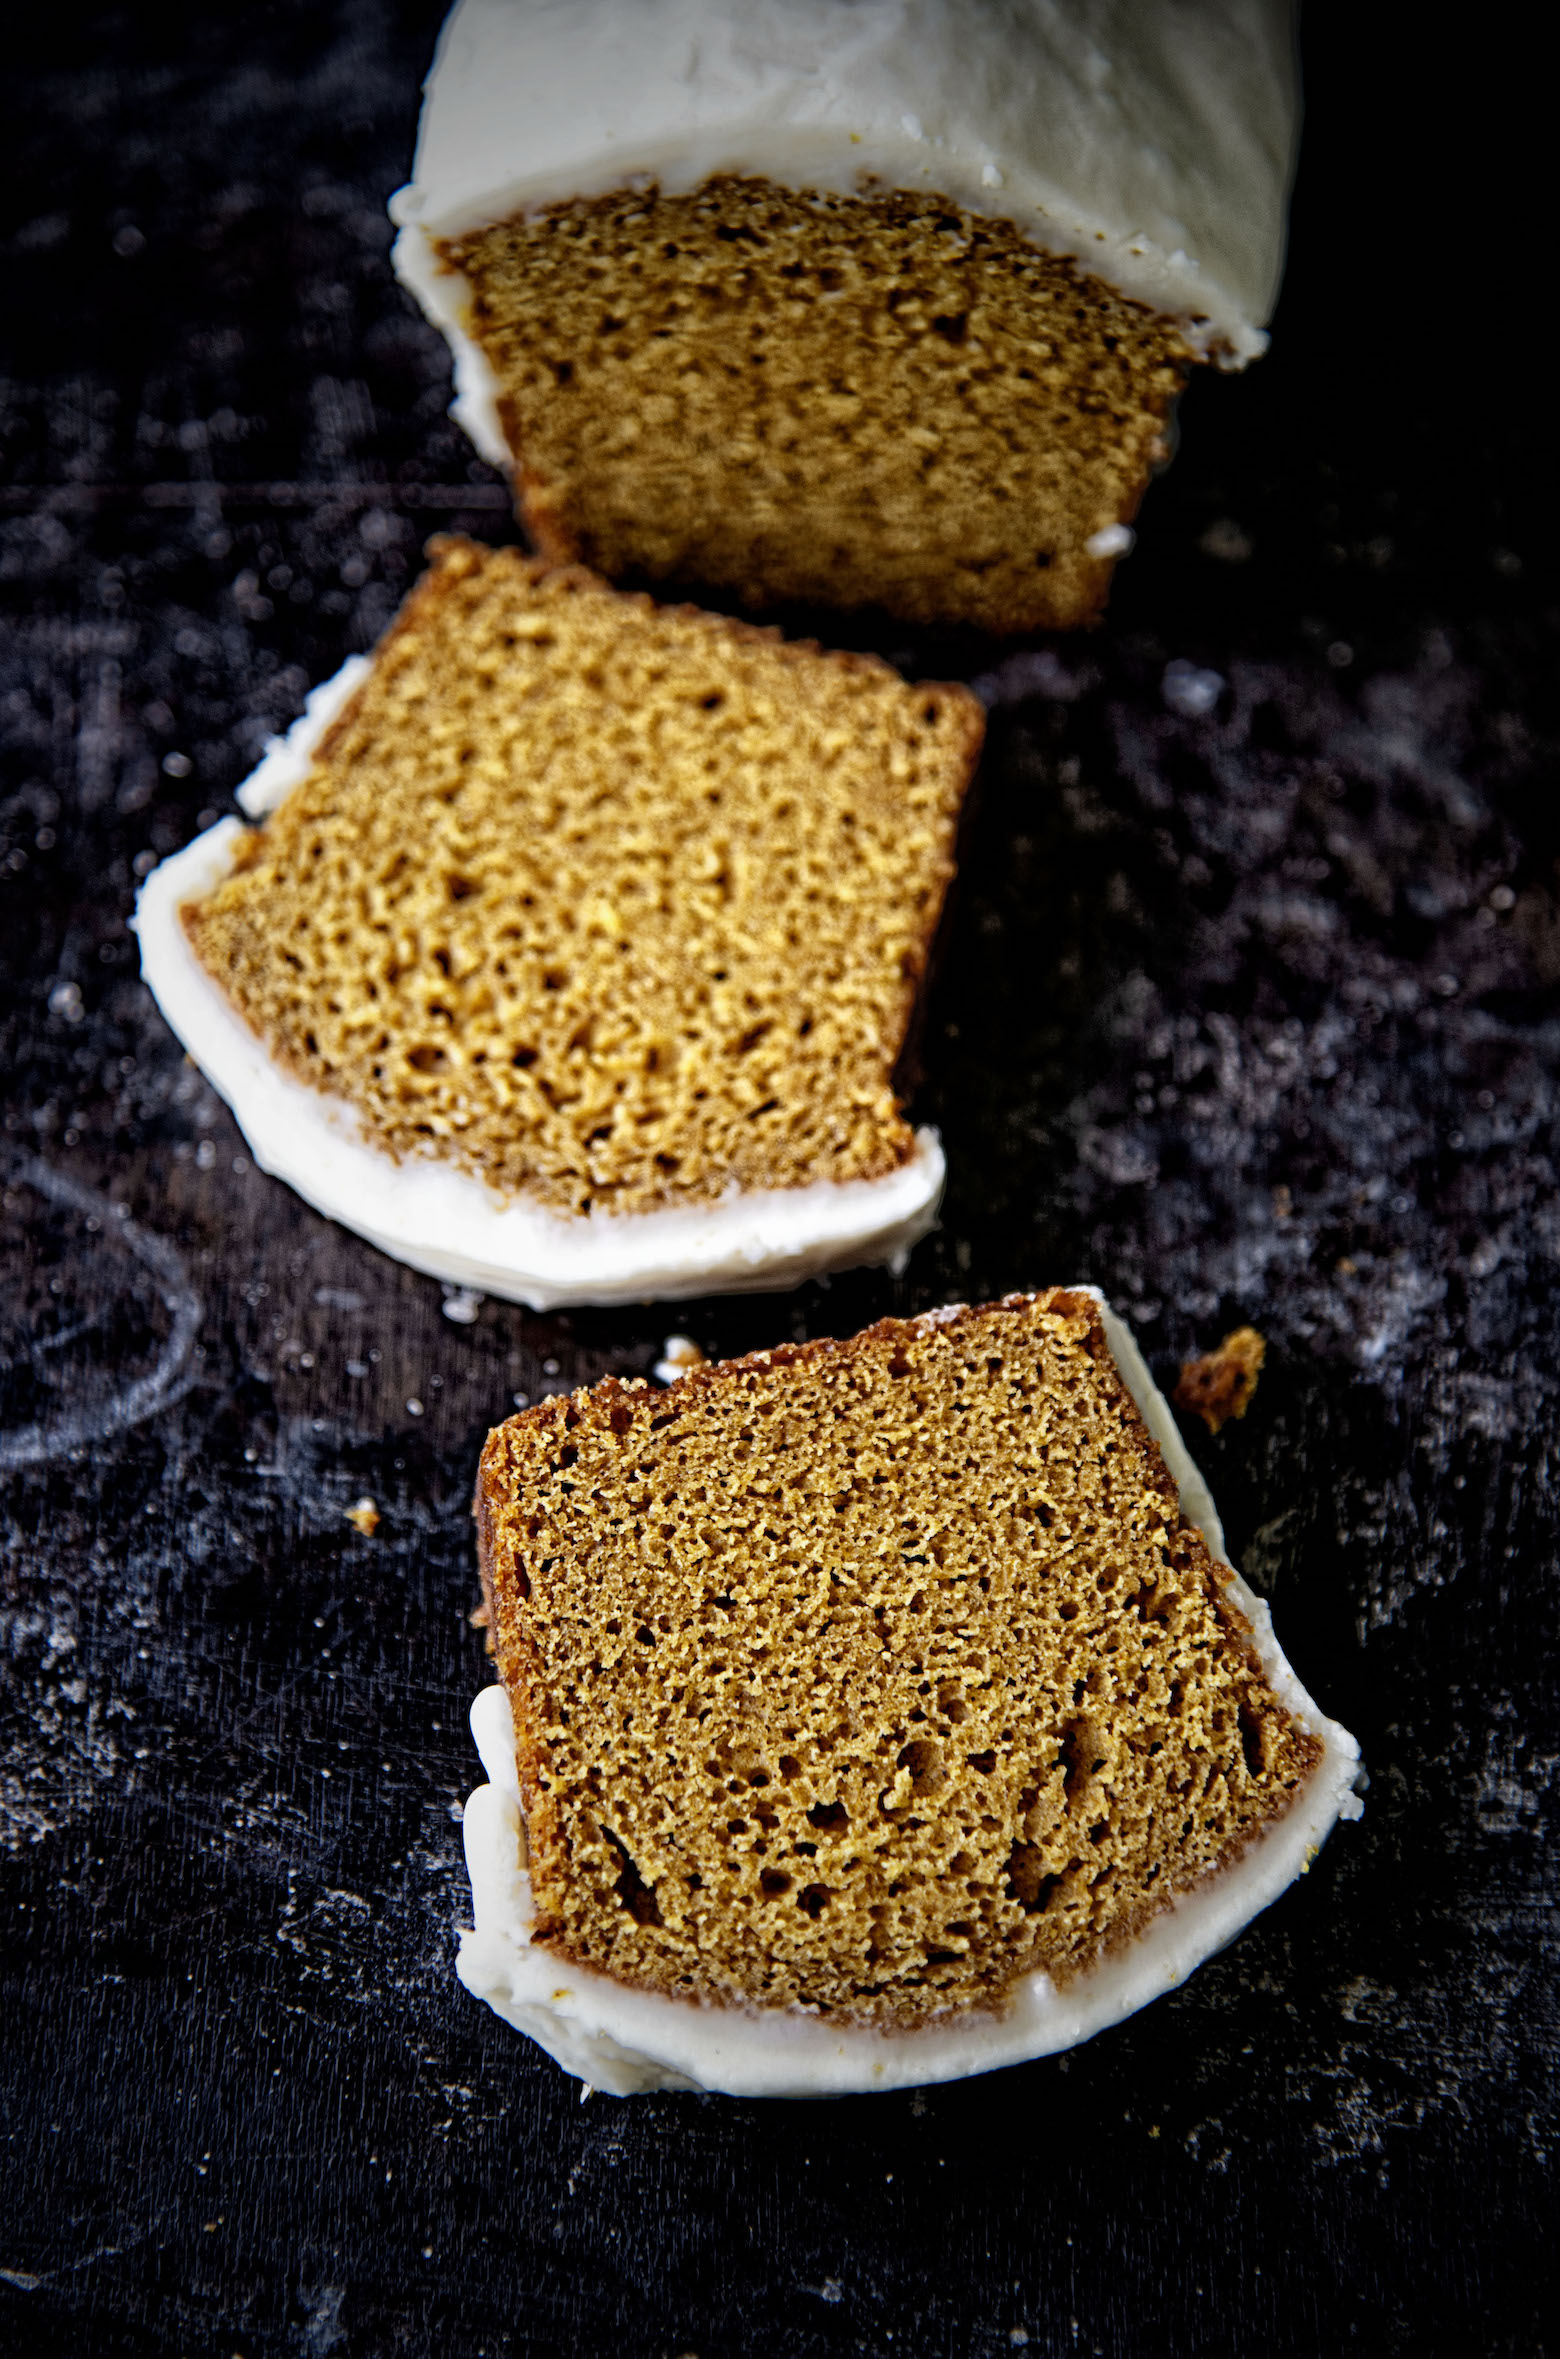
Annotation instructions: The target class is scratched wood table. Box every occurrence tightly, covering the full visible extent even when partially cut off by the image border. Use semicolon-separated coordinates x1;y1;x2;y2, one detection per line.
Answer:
2;10;1556;2355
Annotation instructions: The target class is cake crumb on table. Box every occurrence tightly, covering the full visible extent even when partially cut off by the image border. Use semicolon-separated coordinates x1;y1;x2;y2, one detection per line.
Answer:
655;1335;708;1384
468;1596;496;1657
1174;1327;1268;1434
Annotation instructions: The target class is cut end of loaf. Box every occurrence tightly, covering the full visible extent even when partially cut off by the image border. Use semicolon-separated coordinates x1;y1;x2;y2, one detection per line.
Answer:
442;176;1191;633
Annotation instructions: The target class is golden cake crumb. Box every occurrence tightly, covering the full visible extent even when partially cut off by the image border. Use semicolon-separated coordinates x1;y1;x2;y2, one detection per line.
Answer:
442;177;1191;633
183;538;982;1217
475;1291;1321;2027
1174;1327;1268;1435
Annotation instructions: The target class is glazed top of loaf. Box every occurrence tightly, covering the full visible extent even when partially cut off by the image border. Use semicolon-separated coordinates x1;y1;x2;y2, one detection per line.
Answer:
390;0;1297;365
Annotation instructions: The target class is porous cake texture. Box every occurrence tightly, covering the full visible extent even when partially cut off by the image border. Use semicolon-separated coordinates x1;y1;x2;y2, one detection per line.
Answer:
475;1290;1323;2029
182;537;981;1219
441;179;1190;633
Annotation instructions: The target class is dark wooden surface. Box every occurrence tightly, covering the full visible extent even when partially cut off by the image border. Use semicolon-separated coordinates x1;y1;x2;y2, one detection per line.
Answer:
3;8;1557;2353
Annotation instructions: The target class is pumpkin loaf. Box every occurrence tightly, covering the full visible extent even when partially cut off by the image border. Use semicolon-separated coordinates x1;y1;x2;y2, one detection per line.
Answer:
392;0;1297;631
460;1289;1359;2089
136;537;981;1306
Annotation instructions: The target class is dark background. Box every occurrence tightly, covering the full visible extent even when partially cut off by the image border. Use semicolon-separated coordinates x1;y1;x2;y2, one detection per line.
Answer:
2;6;1557;2353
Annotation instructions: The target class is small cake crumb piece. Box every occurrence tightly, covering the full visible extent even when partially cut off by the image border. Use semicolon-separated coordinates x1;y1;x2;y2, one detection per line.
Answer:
655;1335;708;1384
344;1495;381;1537
469;1596;497;1657
1174;1327;1268;1434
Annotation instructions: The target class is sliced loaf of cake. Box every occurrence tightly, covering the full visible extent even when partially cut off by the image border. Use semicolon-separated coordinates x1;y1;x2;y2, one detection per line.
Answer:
135;537;982;1306
459;1289;1360;2093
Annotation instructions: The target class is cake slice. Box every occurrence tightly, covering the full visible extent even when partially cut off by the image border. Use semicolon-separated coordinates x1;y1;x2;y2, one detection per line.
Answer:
459;1289;1360;2094
134;538;981;1306
391;0;1297;631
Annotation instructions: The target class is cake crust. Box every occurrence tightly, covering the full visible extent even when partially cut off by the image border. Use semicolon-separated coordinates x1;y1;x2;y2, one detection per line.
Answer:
475;1291;1324;2030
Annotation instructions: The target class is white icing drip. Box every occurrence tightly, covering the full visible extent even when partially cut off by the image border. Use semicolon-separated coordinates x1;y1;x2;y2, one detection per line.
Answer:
132;660;946;1311
236;656;372;820
390;0;1297;482
456;1292;1362;2095
392;227;512;471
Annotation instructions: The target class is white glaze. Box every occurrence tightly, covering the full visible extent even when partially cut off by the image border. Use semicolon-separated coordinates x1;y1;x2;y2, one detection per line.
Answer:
235;657;372;821
455;1292;1362;2095
392;0;1297;466
132;660;945;1310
